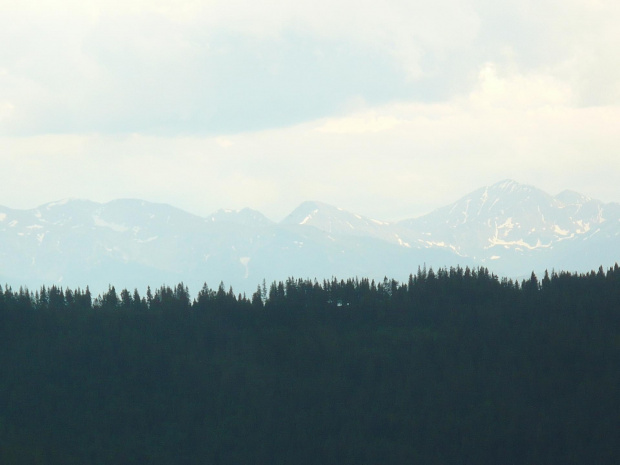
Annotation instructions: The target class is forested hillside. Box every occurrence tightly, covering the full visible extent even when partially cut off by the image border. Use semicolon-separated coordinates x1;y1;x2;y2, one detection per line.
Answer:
1;265;620;464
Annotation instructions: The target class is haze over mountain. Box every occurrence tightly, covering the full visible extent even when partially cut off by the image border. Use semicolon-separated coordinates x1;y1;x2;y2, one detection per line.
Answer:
1;180;618;296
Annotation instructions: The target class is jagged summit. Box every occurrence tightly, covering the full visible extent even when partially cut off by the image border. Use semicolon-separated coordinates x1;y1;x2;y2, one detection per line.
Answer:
396;180;617;266
400;180;553;231
281;200;393;240
555;190;592;206
490;179;536;193
41;198;89;209
280;201;345;225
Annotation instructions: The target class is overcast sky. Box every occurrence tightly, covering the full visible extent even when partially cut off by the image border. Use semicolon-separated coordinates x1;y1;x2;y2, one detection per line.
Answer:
1;0;619;221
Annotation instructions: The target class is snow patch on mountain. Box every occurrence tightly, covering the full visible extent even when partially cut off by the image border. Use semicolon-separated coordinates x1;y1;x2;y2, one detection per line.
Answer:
93;215;129;232
240;257;251;279
137;236;159;243
45;199;71;209
487;237;552;250
575;220;590;233
300;210;319;225
496;218;516;236
395;234;411;248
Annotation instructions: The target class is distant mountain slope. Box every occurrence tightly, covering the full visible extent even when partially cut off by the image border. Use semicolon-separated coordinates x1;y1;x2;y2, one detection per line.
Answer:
398;179;620;273
280;200;406;246
1;181;618;296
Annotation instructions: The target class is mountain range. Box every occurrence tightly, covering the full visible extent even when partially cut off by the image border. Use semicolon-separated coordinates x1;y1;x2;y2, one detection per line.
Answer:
1;180;618;296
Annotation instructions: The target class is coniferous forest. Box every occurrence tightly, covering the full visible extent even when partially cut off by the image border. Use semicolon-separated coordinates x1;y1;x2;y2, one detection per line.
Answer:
1;265;620;464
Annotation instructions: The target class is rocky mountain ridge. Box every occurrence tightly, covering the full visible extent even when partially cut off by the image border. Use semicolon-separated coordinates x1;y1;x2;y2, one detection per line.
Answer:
1;180;618;295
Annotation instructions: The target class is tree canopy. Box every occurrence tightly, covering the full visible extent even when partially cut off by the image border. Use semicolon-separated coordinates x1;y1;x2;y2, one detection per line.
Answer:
1;264;620;464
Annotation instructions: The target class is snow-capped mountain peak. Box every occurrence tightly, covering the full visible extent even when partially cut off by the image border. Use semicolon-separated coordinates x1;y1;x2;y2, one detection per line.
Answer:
280;200;397;245
396;180;619;273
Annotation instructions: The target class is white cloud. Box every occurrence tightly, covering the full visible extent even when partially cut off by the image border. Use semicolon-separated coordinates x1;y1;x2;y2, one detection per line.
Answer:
2;60;618;221
0;0;482;135
0;0;618;220
0;101;14;121
0;0;616;136
316;115;403;134
469;63;574;109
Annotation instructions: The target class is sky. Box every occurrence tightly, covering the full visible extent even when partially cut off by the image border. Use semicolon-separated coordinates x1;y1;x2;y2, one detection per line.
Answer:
1;0;619;221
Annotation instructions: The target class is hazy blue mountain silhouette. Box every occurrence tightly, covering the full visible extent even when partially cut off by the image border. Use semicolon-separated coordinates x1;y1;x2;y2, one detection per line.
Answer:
1;180;618;296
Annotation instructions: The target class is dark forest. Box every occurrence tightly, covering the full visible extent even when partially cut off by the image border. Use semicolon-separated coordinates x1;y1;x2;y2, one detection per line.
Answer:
1;265;620;464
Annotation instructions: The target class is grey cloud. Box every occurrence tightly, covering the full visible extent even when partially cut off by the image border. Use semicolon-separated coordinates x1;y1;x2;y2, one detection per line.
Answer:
0;0;617;139
0;1;483;136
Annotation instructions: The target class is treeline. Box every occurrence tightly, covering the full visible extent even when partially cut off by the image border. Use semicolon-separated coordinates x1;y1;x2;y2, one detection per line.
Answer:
1;265;620;464
3;263;619;314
